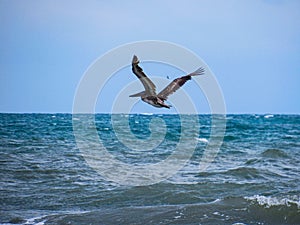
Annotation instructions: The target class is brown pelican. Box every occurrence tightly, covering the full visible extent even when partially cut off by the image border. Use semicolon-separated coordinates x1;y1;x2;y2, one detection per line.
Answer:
130;55;205;108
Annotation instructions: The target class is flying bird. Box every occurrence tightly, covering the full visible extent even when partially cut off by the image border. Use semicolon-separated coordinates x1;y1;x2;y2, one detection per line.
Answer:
130;55;205;108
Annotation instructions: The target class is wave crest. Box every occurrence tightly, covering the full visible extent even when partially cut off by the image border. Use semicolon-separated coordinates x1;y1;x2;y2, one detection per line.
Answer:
261;149;289;158
245;195;300;208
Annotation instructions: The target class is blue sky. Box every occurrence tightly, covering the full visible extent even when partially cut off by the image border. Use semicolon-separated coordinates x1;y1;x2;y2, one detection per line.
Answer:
1;0;299;113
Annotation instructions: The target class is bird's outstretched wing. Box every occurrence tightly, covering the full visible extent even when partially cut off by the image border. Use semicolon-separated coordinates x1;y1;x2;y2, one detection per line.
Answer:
132;55;157;95
157;67;205;100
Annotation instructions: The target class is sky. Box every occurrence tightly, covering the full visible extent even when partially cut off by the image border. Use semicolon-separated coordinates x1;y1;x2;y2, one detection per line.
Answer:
0;0;299;114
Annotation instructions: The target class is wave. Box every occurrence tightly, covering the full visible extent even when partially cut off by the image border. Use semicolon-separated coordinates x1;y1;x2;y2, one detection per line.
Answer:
140;112;154;116
7;196;300;225
264;114;274;119
261;148;289;158
219;167;267;180
196;137;209;143
1;215;47;225
223;135;238;141
196;165;287;182
245;194;300;208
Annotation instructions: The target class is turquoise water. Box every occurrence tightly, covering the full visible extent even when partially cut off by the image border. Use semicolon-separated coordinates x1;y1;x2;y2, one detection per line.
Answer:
0;114;299;224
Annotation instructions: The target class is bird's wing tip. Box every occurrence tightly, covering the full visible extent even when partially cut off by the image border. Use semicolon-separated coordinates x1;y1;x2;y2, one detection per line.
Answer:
132;55;139;64
191;67;205;76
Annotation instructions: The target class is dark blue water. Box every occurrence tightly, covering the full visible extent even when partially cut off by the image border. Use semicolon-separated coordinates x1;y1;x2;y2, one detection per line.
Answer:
0;114;299;224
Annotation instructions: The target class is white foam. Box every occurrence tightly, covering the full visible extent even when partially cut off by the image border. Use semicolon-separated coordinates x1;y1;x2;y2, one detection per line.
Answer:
23;215;47;225
141;112;153;115
264;114;274;119
196;137;209;143
245;195;300;208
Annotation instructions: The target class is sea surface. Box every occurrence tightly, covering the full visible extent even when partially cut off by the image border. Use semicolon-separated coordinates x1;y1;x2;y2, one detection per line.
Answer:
0;114;299;225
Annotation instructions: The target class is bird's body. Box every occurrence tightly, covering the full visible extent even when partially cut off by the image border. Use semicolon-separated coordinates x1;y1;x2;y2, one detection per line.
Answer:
143;95;170;109
130;55;205;108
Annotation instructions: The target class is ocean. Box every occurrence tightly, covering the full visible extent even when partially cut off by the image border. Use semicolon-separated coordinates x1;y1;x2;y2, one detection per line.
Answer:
0;113;299;225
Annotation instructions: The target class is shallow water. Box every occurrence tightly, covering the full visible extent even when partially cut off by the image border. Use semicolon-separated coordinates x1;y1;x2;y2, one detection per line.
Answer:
0;114;299;224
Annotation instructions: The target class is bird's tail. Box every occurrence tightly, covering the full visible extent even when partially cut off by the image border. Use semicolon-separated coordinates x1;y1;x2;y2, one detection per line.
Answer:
188;67;205;76
129;91;145;97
